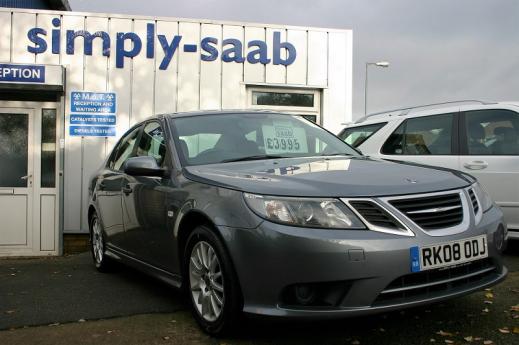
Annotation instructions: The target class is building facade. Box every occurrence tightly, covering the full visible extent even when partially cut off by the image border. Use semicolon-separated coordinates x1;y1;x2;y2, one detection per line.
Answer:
0;7;352;256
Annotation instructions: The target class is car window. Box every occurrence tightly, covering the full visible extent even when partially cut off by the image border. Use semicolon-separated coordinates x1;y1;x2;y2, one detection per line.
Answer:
112;126;141;171
338;123;386;148
464;109;519;155
171;113;359;166
382;114;454;155
136;122;167;166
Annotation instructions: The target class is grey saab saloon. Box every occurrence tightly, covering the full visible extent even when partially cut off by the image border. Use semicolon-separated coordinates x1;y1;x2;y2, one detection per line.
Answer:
88;110;508;335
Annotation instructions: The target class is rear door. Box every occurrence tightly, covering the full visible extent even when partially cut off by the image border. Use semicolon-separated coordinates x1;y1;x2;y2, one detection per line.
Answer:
378;112;460;170
459;108;519;231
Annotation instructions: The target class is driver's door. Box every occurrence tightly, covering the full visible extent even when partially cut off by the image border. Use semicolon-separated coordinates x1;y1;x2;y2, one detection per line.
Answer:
122;121;171;268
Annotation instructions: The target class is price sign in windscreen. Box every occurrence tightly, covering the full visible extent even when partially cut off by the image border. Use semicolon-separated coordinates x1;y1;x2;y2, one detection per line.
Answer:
262;122;308;154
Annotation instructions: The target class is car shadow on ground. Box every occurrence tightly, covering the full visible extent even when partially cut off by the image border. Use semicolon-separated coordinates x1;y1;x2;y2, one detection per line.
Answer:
0;252;186;330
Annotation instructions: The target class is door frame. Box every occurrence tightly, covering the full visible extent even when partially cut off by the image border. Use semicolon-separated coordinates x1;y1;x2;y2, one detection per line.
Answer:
0;100;64;256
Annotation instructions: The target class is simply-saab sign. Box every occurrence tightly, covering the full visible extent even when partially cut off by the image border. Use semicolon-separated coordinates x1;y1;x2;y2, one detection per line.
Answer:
27;18;297;70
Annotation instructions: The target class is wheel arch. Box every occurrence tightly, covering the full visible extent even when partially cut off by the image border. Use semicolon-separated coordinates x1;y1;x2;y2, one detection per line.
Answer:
176;210;243;302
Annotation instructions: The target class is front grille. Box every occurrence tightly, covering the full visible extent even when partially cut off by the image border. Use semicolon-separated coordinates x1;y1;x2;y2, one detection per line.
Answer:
373;258;497;306
389;193;463;230
468;189;479;214
349;201;404;231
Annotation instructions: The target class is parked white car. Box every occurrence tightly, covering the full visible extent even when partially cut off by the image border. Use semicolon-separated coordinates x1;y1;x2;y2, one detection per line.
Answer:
339;100;519;239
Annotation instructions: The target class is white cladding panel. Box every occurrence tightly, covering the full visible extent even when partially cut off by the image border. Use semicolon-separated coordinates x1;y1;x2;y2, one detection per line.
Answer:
154;20;179;114
244;26;265;83
177;22;200;112
221;25;244;109
0;9;352;233
0;12;10;62
200;24;222;110
12;13;36;63
266;28;286;84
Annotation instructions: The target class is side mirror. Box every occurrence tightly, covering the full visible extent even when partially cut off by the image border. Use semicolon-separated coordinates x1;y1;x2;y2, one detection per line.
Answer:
123;156;167;177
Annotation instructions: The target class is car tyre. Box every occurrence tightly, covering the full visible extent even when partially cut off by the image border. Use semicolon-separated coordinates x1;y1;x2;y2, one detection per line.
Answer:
184;225;242;336
89;212;113;272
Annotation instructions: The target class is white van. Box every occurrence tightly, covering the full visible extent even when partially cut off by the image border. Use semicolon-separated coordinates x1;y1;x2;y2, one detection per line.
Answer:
339;100;519;239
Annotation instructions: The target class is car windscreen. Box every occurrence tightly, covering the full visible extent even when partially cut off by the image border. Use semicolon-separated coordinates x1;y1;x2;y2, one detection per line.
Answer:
170;113;360;166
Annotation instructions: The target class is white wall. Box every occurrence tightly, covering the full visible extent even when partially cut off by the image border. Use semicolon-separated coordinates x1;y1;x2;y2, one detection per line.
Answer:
0;8;352;233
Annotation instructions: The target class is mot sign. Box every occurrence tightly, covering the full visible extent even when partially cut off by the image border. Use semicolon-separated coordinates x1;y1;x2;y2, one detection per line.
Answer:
69;91;117;137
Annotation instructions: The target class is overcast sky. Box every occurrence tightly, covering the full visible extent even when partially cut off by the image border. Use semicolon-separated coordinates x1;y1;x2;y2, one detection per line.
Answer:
70;0;519;119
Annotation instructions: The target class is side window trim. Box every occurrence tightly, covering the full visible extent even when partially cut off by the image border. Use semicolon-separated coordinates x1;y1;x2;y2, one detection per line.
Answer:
141;119;170;167
111;124;144;172
339;122;387;148
459;108;519;156
380;113;458;156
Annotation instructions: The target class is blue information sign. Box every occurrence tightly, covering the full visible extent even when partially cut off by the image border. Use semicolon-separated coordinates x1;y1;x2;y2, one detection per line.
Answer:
71;91;116;114
69;91;117;137
70;114;116;125
70;126;117;137
0;64;45;83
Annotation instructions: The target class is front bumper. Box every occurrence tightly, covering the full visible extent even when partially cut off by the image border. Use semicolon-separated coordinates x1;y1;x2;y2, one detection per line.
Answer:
219;205;508;318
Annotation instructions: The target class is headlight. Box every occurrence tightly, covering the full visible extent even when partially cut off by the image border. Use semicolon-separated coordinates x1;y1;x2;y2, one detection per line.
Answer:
244;193;366;229
472;182;493;212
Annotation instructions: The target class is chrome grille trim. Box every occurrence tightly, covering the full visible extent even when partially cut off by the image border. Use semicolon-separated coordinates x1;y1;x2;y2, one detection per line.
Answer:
379;189;471;236
341;198;415;237
389;193;463;230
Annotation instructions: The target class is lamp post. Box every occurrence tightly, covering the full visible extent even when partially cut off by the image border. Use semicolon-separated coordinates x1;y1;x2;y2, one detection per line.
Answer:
364;61;390;116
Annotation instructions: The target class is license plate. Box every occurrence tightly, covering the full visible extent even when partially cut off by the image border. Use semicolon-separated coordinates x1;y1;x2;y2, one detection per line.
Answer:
410;235;488;272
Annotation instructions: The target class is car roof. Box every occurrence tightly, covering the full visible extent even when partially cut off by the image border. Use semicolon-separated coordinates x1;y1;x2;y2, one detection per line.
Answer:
136;109;294;124
166;109;291;118
347;100;519;127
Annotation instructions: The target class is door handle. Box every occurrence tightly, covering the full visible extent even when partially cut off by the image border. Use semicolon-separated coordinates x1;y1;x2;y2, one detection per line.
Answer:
463;161;488;170
20;174;32;180
123;185;133;195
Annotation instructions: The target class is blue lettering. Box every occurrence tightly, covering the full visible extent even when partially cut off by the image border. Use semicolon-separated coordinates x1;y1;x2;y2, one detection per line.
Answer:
273;31;296;65
116;32;142;68
27;28;47;54
146;23;154;58
222;38;244;63
247;40;270;64
201;37;218;61
25;19;298;68
157;35;181;70
66;30;110;56
51;18;61;54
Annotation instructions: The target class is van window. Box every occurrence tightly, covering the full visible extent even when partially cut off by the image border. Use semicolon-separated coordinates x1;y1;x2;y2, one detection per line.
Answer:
338;123;386;148
382;114;455;155
464;109;519;155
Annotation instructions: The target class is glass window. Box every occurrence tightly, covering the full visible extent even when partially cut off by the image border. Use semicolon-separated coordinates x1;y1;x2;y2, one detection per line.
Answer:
41;109;56;188
465;109;519;155
338;123;386;148
171;113;359;166
0;113;28;187
112;126;141;171
382;114;454;155
136;122;167;166
252;91;314;107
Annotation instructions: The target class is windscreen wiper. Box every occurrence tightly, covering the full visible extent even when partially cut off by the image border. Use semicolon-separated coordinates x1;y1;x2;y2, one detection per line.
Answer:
319;153;354;156
221;155;289;163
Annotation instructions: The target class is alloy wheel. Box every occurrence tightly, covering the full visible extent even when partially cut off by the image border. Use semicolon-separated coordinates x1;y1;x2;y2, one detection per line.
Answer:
189;241;225;322
92;217;104;264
